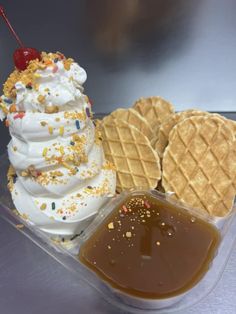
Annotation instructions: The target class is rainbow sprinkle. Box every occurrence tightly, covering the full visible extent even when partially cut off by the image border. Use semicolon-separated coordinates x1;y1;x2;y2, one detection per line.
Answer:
86;107;91;118
42;147;48;157
59;126;64;136
48;126;53;135
75;120;80;129
13;112;25;120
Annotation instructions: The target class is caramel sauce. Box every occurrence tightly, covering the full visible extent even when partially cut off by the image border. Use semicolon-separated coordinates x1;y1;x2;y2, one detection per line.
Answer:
79;192;220;299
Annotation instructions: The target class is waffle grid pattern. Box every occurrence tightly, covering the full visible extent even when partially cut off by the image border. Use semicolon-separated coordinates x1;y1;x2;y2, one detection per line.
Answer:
133;96;174;129
102;120;161;192
155;110;209;158
110;108;153;140
162;116;236;216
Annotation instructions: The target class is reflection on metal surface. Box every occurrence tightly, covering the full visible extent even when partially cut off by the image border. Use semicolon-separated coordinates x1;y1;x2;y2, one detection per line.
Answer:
86;0;197;62
0;0;236;122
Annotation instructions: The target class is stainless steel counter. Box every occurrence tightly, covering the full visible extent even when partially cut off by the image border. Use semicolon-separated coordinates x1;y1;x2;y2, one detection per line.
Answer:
1;0;236;313
0;209;235;314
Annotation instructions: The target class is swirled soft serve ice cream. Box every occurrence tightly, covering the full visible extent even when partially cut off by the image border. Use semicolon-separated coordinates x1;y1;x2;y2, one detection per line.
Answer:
0;52;116;237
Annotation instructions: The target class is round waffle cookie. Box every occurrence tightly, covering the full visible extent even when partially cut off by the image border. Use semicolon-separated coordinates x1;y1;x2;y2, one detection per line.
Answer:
162;115;236;217
101;118;161;192
154;110;210;158
109;108;153;140
227;140;236;189
133;96;174;130
211;113;236;138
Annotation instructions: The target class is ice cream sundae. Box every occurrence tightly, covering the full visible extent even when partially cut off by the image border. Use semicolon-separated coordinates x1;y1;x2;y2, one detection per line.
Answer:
0;8;116;237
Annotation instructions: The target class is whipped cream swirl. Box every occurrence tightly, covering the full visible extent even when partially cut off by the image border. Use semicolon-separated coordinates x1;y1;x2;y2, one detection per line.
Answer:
1;52;116;236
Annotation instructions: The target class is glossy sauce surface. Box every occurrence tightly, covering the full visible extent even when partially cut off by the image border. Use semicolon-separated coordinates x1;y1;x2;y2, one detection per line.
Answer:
79;192;220;299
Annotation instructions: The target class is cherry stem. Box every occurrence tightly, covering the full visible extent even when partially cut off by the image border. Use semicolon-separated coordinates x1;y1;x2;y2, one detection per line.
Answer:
0;6;24;47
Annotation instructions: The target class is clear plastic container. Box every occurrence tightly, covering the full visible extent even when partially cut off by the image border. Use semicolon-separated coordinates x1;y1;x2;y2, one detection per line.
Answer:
0;152;236;313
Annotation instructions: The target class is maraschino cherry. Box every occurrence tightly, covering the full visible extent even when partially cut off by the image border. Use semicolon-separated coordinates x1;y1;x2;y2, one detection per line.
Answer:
0;6;41;71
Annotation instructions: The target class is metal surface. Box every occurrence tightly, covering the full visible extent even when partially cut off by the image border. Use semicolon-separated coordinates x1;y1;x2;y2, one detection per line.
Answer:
1;0;236;149
0;217;232;314
0;115;236;314
1;0;236;313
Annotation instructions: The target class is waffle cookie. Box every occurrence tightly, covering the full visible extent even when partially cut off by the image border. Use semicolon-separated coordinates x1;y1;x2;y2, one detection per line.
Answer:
162;115;236;217
154;110;210;158
109;108;153;140
101;118;161;192
133;96;174;130
212;113;236;137
155;111;236;158
227;139;236;189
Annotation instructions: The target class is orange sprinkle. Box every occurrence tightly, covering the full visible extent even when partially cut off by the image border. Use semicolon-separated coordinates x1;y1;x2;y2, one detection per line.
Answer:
9;104;17;113
45;60;53;66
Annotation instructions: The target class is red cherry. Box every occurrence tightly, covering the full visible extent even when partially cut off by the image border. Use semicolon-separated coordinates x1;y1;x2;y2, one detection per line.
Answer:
14;47;41;71
0;6;41;71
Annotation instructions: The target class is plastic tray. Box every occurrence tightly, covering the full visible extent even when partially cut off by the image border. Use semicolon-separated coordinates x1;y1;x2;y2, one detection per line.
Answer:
0;153;236;313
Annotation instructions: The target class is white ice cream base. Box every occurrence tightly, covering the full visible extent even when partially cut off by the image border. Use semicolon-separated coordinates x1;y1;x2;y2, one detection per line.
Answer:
12;167;116;236
2;56;116;237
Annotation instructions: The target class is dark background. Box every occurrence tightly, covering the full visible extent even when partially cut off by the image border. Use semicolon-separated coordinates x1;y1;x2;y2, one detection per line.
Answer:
1;0;236;154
